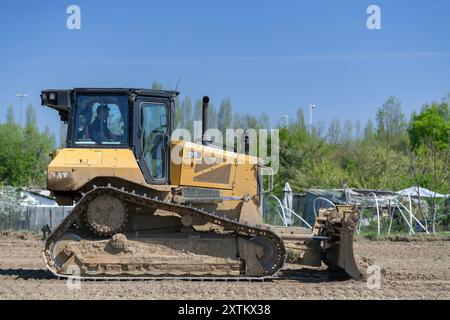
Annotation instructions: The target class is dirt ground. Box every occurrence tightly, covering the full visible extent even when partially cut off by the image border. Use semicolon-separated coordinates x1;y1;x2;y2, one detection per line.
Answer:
0;232;449;300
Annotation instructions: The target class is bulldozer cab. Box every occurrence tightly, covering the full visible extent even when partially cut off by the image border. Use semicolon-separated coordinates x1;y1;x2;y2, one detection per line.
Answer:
41;88;178;185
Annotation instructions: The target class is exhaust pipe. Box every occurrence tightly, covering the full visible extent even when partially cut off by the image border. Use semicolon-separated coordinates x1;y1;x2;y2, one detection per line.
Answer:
202;96;210;145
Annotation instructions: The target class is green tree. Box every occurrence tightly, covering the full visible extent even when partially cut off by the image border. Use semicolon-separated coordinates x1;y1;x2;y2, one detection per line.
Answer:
25;104;36;127
151;81;164;90
354;120;362;140
6;105;15;125
232;113;243;129
194;99;202;121
296;108;306;129
342;119;353;143
364;118;376;139
376;97;406;147
217;98;232;133
242;114;259;130
274;122;347;193
327;118;341;144
174;97;183;129
409;102;449;151
59;122;68;148
22;124;55;186
208;102;218;129
258;112;270;130
407;102;450;232
442;92;450;105
0;124;31;185
0;121;55;187
347;140;409;190
181;97;193;134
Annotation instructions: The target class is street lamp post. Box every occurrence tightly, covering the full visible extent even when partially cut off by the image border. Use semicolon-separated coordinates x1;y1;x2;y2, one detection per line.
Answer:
16;93;28;126
309;104;317;135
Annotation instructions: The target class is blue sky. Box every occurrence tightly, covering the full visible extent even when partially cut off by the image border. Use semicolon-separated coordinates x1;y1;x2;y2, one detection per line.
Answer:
1;0;449;140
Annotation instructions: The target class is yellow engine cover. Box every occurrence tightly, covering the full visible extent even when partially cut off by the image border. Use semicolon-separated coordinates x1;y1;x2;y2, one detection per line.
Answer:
48;141;258;199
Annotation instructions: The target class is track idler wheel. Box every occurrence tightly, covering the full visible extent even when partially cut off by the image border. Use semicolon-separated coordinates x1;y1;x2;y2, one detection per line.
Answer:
249;236;280;275
51;233;82;268
85;194;127;236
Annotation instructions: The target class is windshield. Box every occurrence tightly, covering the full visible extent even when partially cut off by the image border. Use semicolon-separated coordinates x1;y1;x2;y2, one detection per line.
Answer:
74;95;128;145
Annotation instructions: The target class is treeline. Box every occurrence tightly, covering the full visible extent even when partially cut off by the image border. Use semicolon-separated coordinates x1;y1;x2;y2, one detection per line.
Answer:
1;83;448;197
152;82;270;133
159;77;449;195
0;104;56;187
275;95;450;195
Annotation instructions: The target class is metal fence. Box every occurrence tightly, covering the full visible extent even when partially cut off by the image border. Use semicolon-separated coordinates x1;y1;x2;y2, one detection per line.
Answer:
0;206;72;232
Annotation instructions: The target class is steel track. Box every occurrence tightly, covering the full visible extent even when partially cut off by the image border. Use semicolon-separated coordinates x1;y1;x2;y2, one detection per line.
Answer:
43;185;287;280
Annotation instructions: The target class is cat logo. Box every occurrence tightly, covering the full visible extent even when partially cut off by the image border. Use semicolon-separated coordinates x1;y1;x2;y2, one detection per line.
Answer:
50;172;70;180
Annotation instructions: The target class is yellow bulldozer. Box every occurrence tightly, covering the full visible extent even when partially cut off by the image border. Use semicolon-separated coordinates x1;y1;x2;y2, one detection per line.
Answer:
41;88;362;280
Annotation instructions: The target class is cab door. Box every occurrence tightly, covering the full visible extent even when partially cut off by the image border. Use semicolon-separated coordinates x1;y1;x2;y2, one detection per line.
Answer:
134;98;171;184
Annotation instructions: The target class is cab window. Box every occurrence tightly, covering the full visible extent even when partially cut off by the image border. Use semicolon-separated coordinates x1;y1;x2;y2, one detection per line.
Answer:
141;102;168;180
75;95;128;145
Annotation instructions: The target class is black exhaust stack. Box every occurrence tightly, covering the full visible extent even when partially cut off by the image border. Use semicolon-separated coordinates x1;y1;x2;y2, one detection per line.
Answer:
202;96;210;145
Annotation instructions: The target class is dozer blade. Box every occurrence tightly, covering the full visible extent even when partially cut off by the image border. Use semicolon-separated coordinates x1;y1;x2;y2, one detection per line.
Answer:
315;205;362;280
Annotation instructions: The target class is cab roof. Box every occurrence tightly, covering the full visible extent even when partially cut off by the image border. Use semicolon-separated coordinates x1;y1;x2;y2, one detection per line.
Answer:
72;88;179;98
41;88;179;122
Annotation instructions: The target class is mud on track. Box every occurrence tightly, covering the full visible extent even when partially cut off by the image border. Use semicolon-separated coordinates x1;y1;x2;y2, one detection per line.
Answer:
0;232;449;300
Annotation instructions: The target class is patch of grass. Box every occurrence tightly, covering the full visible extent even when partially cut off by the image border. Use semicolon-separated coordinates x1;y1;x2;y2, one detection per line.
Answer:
357;231;381;240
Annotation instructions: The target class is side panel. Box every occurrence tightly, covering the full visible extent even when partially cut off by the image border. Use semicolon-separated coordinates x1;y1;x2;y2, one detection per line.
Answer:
49;143;262;224
178;143;237;190
47;148;171;192
170;141;261;223
171;141;258;195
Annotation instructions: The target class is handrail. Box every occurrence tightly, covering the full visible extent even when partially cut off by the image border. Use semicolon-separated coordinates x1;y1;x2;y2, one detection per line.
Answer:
264;194;313;229
312;197;336;218
280;206;313;229
391;201;415;235
273;205;287;226
258;165;274;194
357;193;380;235
396;200;429;233
266;194;287;226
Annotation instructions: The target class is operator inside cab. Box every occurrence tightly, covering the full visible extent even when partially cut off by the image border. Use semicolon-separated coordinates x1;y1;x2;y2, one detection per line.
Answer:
89;104;117;143
74;95;128;146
